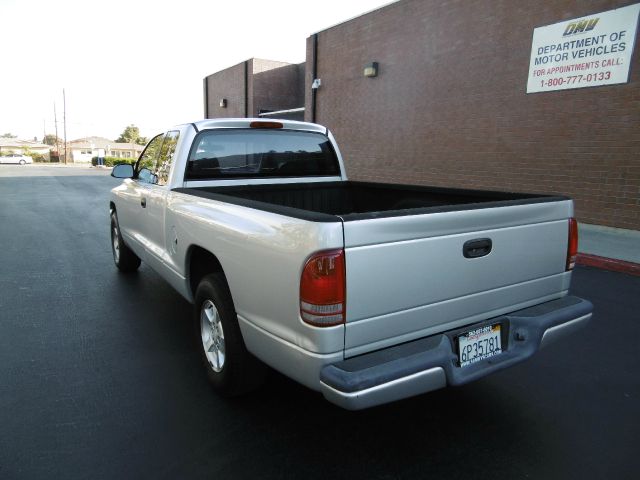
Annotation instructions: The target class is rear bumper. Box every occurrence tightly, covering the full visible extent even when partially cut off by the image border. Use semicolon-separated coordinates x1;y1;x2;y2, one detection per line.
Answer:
320;295;593;410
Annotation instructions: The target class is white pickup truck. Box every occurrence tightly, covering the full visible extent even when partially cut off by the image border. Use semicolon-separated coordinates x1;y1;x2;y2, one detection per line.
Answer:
109;118;593;410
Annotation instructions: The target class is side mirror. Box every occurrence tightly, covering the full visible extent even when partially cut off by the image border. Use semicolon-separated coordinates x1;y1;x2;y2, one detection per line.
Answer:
137;167;157;184
111;163;134;178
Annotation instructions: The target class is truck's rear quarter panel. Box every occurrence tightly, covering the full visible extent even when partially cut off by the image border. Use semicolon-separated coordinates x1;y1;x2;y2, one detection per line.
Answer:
168;191;345;355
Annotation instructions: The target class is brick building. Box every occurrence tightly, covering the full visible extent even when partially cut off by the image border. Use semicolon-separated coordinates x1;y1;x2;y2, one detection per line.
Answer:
205;0;640;230
203;58;304;119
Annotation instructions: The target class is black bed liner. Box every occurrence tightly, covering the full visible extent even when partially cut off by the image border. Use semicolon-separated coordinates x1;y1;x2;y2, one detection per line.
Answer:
173;181;568;222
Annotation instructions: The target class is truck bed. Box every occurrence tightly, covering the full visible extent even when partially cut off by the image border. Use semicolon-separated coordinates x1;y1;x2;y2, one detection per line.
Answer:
174;181;567;222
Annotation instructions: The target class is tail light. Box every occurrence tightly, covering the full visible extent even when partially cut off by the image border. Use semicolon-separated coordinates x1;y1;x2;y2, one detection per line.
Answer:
300;249;345;327
250;121;283;129
566;218;578;271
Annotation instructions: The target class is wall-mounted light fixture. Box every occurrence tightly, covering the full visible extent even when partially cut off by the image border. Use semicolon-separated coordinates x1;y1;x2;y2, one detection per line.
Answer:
219;98;227;108
364;62;379;78
311;78;322;89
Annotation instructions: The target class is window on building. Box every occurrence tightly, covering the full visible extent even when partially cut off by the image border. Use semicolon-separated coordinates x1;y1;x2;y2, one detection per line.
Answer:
123;151;131;158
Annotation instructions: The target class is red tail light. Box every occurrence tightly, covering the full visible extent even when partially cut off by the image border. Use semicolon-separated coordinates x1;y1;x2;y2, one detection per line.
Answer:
567;218;578;271
249;121;283;129
300;249;345;327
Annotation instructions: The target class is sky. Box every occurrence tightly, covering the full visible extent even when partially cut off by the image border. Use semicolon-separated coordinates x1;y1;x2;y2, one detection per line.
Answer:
0;0;393;142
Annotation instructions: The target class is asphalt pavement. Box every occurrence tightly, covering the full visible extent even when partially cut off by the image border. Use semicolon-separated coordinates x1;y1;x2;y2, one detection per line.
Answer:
0;165;638;479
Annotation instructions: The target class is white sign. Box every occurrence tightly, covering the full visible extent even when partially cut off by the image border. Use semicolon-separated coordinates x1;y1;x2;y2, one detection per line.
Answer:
527;3;640;93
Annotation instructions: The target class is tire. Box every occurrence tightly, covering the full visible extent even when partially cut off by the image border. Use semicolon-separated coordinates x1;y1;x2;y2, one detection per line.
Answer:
110;211;141;272
19;160;25;165
195;273;265;396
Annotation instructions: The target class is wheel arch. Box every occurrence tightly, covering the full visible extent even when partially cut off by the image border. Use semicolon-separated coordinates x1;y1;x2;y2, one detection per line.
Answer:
186;245;229;300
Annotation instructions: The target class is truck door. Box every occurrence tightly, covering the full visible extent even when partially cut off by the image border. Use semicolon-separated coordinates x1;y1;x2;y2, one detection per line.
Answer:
139;130;181;272
115;133;165;260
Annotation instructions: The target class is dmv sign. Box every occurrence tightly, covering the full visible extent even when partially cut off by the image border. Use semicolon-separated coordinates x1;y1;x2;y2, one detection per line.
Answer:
527;3;640;93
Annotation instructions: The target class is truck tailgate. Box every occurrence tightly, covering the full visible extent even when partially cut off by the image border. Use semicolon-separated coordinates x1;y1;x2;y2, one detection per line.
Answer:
343;200;573;357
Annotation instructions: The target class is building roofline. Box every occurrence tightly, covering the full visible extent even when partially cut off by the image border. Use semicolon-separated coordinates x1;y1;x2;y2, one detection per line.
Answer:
310;0;401;35
0;139;51;148
204;57;301;80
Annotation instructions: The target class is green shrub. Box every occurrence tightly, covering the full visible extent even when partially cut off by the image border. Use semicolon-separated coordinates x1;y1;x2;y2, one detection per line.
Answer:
92;156;136;167
32;153;47;162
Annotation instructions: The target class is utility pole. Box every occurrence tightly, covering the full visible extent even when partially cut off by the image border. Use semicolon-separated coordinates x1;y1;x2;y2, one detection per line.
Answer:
63;88;68;165
54;102;61;163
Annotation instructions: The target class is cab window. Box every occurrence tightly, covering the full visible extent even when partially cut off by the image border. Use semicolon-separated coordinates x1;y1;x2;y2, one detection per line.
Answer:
185;130;339;180
155;131;180;186
136;134;164;184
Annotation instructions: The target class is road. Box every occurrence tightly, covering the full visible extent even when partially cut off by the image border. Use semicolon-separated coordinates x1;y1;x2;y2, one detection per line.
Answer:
1;165;638;479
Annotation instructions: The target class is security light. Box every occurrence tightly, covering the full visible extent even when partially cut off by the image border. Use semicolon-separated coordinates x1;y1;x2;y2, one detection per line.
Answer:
364;62;379;77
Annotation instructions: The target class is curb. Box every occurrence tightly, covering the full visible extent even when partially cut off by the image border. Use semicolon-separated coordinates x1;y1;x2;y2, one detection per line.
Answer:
576;253;640;277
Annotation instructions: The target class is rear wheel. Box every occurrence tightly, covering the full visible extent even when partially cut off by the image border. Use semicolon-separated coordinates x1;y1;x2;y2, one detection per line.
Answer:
19;159;25;165
110;211;141;272
195;273;265;396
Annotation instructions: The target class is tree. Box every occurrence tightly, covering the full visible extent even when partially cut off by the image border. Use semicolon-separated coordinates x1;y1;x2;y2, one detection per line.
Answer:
116;124;147;145
1;133;17;138
42;134;61;146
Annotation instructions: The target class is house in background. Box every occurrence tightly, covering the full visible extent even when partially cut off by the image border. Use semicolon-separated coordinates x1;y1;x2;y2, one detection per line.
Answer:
0;138;51;160
109;142;144;160
69;136;144;163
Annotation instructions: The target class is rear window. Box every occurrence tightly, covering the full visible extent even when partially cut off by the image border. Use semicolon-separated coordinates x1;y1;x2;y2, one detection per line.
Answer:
185;129;340;180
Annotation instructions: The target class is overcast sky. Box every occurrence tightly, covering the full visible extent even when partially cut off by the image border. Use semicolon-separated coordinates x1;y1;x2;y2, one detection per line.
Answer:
0;0;393;142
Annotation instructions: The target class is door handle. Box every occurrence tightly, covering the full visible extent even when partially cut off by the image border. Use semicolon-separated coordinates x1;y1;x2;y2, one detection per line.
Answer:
141;197;147;208
463;238;492;258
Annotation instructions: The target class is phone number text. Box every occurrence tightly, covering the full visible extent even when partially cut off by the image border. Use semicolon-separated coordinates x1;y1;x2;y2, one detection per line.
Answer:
540;71;612;87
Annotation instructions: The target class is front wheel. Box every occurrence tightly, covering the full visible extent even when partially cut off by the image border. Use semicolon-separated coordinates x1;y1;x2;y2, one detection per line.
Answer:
195;273;265;396
19;160;25;165
110;211;141;272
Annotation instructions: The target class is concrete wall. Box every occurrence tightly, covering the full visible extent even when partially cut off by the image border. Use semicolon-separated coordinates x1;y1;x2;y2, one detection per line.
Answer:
306;0;640;230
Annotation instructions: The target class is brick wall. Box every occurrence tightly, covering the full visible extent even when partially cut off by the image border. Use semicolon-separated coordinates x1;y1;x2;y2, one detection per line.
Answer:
250;60;305;116
204;59;305;120
306;0;640;229
204;61;246;118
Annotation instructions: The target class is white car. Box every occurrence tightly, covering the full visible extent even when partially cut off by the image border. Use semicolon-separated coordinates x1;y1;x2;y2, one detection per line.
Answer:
0;153;33;165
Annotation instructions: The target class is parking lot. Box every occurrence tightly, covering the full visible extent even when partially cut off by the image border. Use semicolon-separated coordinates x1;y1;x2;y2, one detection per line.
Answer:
1;165;638;479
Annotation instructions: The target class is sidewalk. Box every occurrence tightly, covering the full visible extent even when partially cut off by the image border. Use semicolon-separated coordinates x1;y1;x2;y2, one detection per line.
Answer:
577;223;640;276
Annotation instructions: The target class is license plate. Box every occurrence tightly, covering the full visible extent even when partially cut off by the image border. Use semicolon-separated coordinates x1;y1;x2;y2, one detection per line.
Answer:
458;323;502;367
